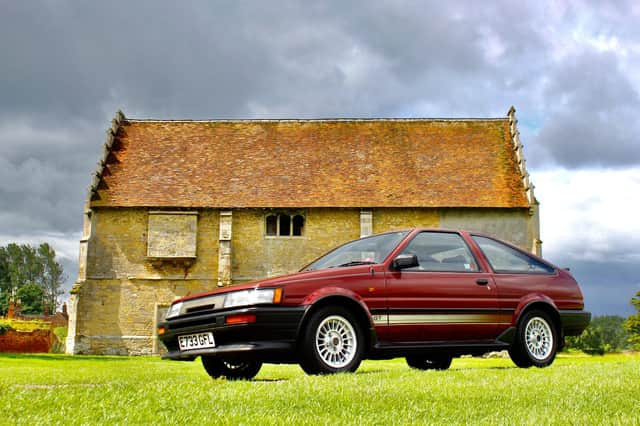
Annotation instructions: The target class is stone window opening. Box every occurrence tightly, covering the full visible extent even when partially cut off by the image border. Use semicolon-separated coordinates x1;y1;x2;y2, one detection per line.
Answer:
266;213;305;237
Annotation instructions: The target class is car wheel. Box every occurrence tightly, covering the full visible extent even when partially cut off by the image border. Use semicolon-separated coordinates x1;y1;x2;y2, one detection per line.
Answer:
201;356;262;380
509;309;558;368
299;306;364;375
406;355;452;370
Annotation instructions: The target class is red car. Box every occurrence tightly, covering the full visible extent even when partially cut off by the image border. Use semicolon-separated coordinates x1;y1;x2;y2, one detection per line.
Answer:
158;229;590;379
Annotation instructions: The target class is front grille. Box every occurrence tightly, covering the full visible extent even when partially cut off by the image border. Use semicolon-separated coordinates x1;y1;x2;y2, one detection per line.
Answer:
186;304;216;313
180;294;226;316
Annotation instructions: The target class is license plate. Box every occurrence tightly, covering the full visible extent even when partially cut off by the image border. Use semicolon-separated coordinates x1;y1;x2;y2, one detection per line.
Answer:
178;332;216;351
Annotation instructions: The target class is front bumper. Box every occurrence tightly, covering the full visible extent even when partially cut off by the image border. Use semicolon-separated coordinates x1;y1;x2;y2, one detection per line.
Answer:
559;310;591;336
158;305;307;362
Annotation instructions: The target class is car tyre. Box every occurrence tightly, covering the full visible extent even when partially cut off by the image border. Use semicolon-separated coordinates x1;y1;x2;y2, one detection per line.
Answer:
406;355;452;370
201;356;262;380
299;306;364;375
509;309;558;368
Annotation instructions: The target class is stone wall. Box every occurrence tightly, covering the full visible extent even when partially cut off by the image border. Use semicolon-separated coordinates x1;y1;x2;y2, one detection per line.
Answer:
439;208;534;252
372;209;440;234
232;208;361;281
67;206;537;355
68;208;220;355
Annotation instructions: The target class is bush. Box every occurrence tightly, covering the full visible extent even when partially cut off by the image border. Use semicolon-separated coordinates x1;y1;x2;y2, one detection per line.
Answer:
566;315;628;355
625;291;640;350
0;322;12;335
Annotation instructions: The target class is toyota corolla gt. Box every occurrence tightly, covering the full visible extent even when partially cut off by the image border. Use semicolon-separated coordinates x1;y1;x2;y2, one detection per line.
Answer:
158;229;590;379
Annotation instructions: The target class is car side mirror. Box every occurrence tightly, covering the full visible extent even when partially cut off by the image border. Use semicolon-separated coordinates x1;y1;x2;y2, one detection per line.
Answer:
392;254;419;270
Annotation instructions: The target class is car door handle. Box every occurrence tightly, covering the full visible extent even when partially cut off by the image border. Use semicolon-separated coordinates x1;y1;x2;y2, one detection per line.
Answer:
476;279;489;285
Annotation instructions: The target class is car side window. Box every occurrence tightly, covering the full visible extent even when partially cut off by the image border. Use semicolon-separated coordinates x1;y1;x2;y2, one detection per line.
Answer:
472;236;555;274
401;232;479;272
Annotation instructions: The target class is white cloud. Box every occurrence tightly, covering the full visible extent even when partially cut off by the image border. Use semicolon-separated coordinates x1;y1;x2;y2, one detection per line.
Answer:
0;232;80;262
533;167;640;264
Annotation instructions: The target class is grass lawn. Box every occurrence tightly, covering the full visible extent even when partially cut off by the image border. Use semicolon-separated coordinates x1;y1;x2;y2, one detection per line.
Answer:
1;353;639;425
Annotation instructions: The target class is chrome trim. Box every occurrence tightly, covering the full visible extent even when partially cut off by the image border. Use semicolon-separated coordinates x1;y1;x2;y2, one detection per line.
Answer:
373;313;512;326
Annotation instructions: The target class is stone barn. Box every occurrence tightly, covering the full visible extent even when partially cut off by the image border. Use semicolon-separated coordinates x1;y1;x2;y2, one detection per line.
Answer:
66;107;540;355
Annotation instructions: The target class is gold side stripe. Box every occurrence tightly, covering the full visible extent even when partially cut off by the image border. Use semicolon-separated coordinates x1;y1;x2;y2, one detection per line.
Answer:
373;313;512;326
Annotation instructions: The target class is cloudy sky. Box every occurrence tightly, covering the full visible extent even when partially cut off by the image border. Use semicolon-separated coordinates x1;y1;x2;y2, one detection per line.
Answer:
1;1;638;316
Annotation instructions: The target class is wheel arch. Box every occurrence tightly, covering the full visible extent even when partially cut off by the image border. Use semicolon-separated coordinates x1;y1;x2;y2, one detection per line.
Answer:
515;300;562;345
296;294;375;353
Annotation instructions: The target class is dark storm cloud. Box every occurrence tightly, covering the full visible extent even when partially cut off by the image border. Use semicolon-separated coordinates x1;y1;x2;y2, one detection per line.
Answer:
535;51;640;167
0;1;551;122
543;256;640;317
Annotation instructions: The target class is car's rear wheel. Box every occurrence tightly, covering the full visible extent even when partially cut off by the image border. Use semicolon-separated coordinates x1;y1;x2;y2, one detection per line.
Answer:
201;356;262;380
508;309;558;368
299;306;364;375
406;355;452;370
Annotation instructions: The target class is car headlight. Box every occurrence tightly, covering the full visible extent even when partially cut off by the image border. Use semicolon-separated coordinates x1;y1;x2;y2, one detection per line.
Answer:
223;288;282;309
165;301;184;319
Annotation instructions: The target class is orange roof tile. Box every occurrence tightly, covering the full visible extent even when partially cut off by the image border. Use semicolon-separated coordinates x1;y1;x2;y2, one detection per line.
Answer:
90;117;530;209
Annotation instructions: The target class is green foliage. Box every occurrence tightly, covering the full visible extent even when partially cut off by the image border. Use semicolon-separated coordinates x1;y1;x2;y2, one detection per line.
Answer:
0;292;8;317
0;322;12;335
566;315;629;354
16;283;44;315
625;290;640;349
37;243;66;312
0;354;639;424
0;242;66;315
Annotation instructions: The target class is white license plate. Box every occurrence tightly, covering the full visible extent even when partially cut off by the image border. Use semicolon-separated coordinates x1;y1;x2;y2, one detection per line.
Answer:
178;332;216;351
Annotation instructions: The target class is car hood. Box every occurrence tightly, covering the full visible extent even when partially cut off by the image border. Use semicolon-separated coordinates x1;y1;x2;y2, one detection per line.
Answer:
174;267;342;303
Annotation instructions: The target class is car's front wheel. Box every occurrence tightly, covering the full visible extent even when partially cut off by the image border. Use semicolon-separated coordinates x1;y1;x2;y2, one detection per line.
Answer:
201;356;262;380
508;309;558;368
406;355;452;370
299;306;364;375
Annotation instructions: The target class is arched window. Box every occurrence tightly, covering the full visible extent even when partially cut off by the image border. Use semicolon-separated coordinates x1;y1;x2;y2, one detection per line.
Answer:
266;215;278;236
279;215;291;236
265;213;305;237
292;215;305;236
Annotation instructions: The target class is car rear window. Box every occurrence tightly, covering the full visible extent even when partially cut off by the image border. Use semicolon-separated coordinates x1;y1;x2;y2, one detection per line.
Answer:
472;236;554;274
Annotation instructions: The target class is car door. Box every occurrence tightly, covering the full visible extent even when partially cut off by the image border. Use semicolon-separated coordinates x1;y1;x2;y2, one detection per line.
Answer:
384;231;500;343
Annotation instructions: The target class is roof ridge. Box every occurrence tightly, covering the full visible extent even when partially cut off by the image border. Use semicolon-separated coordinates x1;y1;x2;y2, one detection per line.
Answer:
125;117;509;123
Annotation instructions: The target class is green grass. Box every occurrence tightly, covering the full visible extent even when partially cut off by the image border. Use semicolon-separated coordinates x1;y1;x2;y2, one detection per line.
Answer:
1;353;639;425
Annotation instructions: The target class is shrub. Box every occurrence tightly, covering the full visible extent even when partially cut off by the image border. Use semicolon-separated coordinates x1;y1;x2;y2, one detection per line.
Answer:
566;315;628;355
0;322;12;335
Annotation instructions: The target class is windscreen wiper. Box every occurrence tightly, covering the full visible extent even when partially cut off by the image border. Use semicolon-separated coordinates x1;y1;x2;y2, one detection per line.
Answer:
335;260;376;268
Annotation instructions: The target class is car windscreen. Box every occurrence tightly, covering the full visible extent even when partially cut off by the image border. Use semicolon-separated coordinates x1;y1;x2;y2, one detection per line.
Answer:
303;231;409;271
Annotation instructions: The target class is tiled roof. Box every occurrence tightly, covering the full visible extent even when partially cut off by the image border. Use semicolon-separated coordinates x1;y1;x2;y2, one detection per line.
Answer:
90;114;531;208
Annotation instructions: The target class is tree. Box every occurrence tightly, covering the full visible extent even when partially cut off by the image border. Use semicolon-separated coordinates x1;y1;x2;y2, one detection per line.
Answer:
567;315;629;354
5;243;43;291
625;291;640;350
0;292;8;317
0;247;10;315
37;243;66;312
0;242;67;315
16;283;44;315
